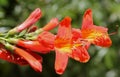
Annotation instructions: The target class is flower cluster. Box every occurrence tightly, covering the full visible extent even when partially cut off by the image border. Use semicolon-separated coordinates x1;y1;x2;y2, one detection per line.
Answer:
0;8;112;74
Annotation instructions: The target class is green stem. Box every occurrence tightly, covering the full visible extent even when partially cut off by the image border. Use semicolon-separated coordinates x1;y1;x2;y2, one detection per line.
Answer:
0;37;7;42
5;43;14;51
5;38;18;44
0;32;6;37
25;28;43;40
7;28;18;37
0;38;14;52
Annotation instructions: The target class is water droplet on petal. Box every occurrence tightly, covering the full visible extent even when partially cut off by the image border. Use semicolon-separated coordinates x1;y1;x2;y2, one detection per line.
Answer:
17;58;20;60
11;55;14;60
0;50;2;54
7;56;11;59
20;57;24;59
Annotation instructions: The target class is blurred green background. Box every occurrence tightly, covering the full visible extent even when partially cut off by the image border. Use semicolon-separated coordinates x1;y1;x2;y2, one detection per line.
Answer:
0;0;120;77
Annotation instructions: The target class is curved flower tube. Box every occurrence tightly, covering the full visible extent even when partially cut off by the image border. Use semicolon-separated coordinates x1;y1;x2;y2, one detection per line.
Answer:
5;43;43;72
0;44;28;65
6;38;53;54
38;31;55;50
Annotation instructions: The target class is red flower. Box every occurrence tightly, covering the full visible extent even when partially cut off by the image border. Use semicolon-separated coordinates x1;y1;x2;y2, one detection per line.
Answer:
0;44;28;65
8;8;42;35
81;9;112;47
14;47;42;72
38;31;55;50
54;17;90;74
54;17;72;74
5;43;43;72
16;8;42;32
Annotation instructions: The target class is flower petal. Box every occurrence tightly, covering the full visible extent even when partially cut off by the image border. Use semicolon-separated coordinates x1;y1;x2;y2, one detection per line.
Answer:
82;26;112;47
54;17;72;73
55;48;68;74
26;50;43;63
38;31;55;49
14;47;42;72
55;16;72;49
71;46;90;63
81;9;93;29
72;28;82;41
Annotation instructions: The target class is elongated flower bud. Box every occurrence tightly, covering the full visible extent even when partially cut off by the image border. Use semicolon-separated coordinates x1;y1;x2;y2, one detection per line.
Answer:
6;38;52;54
5;43;42;72
42;18;59;31
0;44;28;65
8;8;42;35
